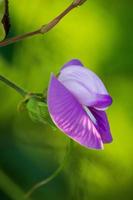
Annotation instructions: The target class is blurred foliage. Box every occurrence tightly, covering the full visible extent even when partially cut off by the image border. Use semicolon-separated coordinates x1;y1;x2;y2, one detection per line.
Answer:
0;0;6;40
0;0;133;200
0;0;10;41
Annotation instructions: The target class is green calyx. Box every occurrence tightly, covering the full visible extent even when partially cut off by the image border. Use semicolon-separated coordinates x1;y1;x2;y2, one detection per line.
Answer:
25;95;56;130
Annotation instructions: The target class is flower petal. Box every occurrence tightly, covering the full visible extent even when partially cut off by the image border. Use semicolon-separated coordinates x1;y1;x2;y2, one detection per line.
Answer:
93;94;112;110
58;65;112;109
47;75;103;150
89;107;113;143
61;59;83;70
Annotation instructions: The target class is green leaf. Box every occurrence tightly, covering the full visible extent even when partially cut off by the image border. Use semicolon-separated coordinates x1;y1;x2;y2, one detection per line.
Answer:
26;97;56;130
0;0;5;40
0;1;5;19
0;0;10;41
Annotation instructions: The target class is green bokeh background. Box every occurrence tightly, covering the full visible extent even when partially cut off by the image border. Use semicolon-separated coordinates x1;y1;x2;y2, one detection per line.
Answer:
0;0;133;199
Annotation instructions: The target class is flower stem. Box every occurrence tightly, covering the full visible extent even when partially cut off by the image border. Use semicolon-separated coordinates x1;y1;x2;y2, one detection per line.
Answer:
24;139;73;199
0;75;27;97
0;0;87;47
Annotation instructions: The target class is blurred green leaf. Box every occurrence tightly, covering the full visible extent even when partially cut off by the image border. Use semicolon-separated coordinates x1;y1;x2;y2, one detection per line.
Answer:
0;0;5;40
0;0;10;41
26;97;56;130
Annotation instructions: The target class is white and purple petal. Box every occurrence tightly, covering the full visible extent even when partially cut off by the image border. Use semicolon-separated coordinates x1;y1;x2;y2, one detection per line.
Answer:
47;75;103;150
61;59;84;70
58;61;112;110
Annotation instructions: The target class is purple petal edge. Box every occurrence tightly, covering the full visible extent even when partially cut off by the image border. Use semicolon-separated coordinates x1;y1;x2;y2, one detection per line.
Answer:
89;107;113;143
47;75;103;150
92;94;113;109
61;59;84;70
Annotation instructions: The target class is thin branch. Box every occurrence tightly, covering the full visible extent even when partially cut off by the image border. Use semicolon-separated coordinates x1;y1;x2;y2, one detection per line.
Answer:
0;0;87;47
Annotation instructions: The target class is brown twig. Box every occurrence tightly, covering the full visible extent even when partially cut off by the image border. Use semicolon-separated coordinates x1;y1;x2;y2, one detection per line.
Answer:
0;0;87;47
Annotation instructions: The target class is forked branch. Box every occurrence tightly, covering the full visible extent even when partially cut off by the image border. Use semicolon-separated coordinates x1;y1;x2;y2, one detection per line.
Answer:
0;0;87;47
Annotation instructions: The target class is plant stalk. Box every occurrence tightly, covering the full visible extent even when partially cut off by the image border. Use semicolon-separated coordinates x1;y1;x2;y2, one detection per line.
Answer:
0;75;27;97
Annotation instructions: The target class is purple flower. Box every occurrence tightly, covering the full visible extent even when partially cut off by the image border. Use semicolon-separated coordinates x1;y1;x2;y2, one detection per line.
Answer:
47;59;113;150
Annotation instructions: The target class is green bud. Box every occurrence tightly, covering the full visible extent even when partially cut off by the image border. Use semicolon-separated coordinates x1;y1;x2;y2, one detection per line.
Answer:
26;97;56;130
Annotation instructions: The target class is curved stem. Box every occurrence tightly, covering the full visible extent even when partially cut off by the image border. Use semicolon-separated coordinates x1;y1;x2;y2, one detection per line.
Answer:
25;139;73;199
0;0;87;47
0;75;27;97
